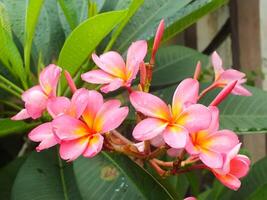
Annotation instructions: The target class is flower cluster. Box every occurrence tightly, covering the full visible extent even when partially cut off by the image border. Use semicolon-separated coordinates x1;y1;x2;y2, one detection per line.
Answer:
12;19;251;191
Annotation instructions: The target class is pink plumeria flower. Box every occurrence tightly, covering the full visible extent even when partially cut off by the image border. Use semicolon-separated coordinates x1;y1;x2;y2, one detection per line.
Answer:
212;143;250;190
211;51;251;96
186;106;239;168
130;78;211;149
52;91;129;161
11;64;62;120
81;40;147;93
28;88;90;152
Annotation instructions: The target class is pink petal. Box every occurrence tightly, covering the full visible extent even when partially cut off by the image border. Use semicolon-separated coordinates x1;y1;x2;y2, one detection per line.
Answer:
81;69;115;84
206;106;219;133
185;133;200;155
68;88;89;118
126;40;147;78
222;143;242;174
83;134;104;158
47;97;71;118
133;118;168;141
151;20;164;63
172;78;199;117
163;125;188;148
94;100;128;133
211;51;224;79
52;115;89;140
133;142;145;152
82;90;104;128
59;137;89;161
230;155;250;178
28;122;58;152
199;149;223;168
64;70;77;93
39;64;61;96
219;69;246;82
150;134;165;147
22;85;48;119
92;52;125;78
176;104;211;132
210;81;237;106
100;78;124;93
208;130;239;153
184;197;196;200
130;91;171;120
232;84;252;96
214;172;241;191
11;109;31;120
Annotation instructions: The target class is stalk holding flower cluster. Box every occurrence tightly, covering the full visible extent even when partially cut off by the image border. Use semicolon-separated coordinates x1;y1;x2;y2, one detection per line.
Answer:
12;19;251;193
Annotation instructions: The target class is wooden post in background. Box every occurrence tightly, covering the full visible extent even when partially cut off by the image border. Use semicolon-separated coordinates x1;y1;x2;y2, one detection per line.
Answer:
230;0;264;162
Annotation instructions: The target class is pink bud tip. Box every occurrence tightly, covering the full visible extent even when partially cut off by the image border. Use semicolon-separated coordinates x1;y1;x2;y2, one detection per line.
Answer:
210;81;237;106
64;70;77;93
150;19;165;64
193;61;201;80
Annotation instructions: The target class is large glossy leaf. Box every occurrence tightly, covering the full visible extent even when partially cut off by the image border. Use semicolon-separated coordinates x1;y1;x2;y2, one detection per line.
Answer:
24;0;44;73
58;10;127;90
11;148;82;200
152;45;209;87
0;2;11;35
113;0;228;52
154;85;267;134
57;0;90;36
0;157;25;199
105;0;144;51
113;0;190;52
0;118;39;137
247;184;267;200
0;19;27;87
0;0;65;66
74;152;174;199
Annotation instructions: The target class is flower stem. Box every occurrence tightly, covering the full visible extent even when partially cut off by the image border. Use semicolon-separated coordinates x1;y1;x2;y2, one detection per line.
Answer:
111;130;133;145
175;164;208;175
149;159;166;176
153;158;173;167
197;83;217;101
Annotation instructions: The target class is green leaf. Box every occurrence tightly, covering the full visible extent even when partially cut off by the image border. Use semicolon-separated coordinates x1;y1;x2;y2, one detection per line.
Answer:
0;20;27;87
113;0;227;52
24;0;44;74
113;0;190;52
104;0;144;51
152;45;209;87
58;10;127;91
0;2;11;36
0;157;26;199
161;0;228;45
247;183;267;200
11;148;82;200
1;0;65;65
57;0;80;30
0;118;39;138
74;152;174;199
